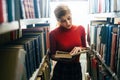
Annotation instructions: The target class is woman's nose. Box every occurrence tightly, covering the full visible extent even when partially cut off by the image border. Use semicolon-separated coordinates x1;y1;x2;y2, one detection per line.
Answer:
66;19;71;25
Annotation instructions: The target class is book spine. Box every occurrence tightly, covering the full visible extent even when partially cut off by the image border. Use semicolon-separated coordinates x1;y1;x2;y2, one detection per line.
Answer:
33;0;39;18
23;43;31;80
0;0;7;23
105;0;110;12
6;0;15;22
110;32;117;72
117;0;120;12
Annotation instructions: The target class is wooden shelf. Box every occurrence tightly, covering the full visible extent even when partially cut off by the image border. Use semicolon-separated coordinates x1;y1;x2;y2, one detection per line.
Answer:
19;18;50;27
89;12;120;18
0;21;19;34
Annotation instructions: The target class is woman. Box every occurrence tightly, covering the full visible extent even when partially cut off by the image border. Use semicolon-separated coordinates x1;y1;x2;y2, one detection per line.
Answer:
49;4;86;80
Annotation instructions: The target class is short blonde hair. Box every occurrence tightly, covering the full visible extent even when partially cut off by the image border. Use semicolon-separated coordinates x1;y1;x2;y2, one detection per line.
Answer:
54;4;71;21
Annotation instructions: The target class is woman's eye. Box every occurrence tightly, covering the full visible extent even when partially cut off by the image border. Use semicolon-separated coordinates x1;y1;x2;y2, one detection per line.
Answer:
67;17;71;20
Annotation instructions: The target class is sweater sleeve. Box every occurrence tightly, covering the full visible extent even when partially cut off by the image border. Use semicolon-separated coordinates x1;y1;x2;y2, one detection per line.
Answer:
49;32;56;56
79;25;87;47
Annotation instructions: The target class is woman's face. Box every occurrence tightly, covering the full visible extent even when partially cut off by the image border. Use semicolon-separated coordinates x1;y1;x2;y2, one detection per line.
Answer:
58;14;72;29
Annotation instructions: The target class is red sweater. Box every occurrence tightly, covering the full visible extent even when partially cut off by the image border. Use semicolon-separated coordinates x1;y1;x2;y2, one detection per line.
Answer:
49;25;86;62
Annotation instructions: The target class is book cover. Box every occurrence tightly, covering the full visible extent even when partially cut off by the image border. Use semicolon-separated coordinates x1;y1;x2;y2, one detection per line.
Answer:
22;27;45;58
104;25;113;66
22;35;42;68
2;44;30;80
0;48;26;80
90;57;99;80
110;31;117;72
54;47;89;59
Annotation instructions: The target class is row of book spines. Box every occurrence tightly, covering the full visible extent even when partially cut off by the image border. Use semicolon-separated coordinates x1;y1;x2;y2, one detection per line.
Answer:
1;27;49;80
88;24;119;78
86;54;112;80
91;26;116;65
0;0;49;23
3;34;44;80
0;30;19;45
89;0;120;14
4;33;46;79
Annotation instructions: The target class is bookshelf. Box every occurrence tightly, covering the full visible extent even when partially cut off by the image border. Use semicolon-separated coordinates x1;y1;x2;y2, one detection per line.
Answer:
0;21;19;34
0;18;50;80
90;48;119;80
89;12;120;18
19;18;49;27
89;13;120;80
87;0;120;80
0;0;51;80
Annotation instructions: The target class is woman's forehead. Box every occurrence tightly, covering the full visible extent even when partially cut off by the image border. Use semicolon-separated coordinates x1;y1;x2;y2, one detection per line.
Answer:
60;14;71;20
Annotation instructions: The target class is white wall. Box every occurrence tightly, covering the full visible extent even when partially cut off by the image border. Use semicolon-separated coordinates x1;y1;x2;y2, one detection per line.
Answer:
49;1;89;31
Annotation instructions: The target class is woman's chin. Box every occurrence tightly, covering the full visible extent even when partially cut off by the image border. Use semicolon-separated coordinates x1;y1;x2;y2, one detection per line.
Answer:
66;26;72;29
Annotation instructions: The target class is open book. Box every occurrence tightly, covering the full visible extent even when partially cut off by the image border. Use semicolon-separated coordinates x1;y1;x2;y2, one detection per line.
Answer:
54;47;89;59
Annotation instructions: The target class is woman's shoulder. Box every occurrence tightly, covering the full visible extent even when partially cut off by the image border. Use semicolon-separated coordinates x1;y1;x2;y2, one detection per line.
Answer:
72;25;85;30
49;27;59;35
77;25;84;28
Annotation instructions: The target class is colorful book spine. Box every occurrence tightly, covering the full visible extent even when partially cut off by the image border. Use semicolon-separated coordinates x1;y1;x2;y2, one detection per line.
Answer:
33;0;39;18
15;0;26;20
6;0;15;22
0;0;7;23
110;27;117;72
23;0;29;18
110;0;117;12
104;25;112;66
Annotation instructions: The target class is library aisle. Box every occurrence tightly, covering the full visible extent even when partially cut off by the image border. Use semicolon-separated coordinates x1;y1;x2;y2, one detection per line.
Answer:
50;54;87;80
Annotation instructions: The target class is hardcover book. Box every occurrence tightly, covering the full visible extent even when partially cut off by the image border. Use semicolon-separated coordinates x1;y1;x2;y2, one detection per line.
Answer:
0;48;26;80
54;47;89;59
0;0;7;23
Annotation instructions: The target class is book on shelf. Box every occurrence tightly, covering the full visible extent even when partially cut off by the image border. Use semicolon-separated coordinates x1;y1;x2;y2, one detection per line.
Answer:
6;0;15;22
0;48;26;80
0;0;7;23
54;47;89;59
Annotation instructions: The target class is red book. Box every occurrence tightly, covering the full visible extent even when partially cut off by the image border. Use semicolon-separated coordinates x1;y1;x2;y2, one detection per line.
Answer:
98;0;102;13
110;33;117;72
0;0;7;23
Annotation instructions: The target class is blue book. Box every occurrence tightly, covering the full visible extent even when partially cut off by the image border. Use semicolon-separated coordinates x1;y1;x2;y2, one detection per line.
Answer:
22;35;41;68
104;25;112;66
33;0;39;18
22;28;45;59
22;32;44;63
6;0;15;22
